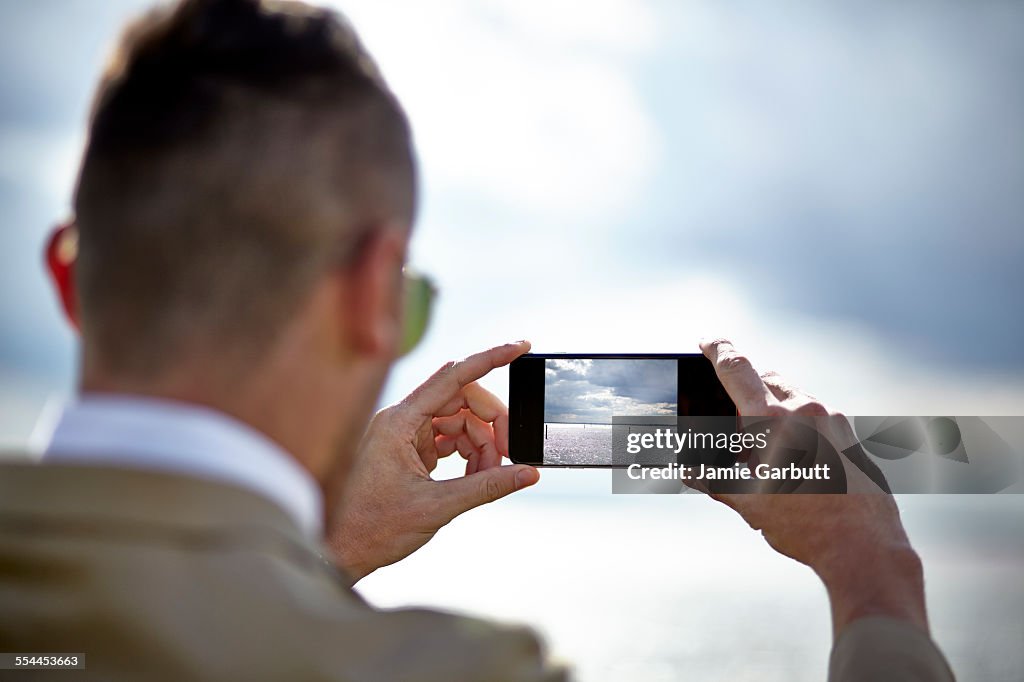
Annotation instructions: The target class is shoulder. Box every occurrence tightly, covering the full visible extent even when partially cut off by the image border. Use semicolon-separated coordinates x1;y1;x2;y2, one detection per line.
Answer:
298;605;570;682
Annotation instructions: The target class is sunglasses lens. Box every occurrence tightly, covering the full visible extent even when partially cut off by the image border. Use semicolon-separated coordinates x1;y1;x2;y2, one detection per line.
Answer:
399;272;435;356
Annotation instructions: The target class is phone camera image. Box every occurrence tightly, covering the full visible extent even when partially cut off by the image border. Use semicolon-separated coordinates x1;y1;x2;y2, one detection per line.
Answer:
543;358;677;466
509;354;735;467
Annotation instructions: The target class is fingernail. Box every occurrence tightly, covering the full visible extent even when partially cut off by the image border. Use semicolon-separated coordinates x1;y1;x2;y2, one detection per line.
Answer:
515;467;539;489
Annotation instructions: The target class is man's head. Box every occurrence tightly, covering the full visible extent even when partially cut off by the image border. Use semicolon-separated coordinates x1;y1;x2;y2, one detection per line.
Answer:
49;0;417;485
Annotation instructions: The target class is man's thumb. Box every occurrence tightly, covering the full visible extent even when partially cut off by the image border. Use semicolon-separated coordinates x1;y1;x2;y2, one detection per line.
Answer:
441;465;540;518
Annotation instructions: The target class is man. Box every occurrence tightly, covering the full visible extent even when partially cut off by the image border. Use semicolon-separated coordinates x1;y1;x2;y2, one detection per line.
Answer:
0;0;954;679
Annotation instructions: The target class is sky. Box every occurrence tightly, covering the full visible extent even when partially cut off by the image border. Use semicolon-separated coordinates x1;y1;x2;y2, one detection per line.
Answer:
2;0;1024;449
543;358;677;423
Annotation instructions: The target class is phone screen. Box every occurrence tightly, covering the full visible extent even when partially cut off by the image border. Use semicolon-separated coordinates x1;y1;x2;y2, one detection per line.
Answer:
509;354;735;466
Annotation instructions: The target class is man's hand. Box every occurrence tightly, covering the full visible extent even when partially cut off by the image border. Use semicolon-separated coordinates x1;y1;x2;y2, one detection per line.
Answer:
326;341;540;582
697;338;929;638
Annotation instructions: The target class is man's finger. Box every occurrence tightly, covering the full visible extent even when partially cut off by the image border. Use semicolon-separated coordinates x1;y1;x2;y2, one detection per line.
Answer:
463;383;510;457
431;381;490;419
700;338;775;415
434;434;459;458
430;383;510;456
466;416;502;471
760;370;797;402
433;411;500;468
462;382;505;421
432;410;495;444
430;403;497;440
456;433;477;461
403;341;530;418
432;411;471;438
760;370;821;406
438;465;540;519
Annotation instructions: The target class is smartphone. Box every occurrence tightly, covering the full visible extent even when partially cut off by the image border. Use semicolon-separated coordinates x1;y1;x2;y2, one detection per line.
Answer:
509;353;735;467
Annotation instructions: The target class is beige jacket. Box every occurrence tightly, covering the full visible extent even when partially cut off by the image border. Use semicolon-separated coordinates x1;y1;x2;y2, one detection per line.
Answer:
0;461;953;681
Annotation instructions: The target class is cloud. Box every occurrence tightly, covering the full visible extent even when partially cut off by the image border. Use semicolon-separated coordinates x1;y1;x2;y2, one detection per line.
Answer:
0;0;147;130
331;0;660;221
619;0;1024;369
544;358;677;423
335;0;1023;372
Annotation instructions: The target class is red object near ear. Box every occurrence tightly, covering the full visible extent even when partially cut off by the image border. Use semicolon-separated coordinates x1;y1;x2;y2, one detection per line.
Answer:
45;220;80;332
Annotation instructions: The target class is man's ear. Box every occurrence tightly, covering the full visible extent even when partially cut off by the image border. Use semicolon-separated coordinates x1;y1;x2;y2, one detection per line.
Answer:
45;221;80;332
340;226;407;359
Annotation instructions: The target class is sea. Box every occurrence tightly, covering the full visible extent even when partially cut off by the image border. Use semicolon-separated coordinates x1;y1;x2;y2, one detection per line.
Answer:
543;423;614;466
359;460;1024;681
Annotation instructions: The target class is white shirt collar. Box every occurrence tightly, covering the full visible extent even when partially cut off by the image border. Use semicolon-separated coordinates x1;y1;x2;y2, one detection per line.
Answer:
36;394;323;539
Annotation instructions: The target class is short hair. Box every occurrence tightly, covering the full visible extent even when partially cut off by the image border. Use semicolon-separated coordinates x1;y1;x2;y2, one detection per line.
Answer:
73;0;416;377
